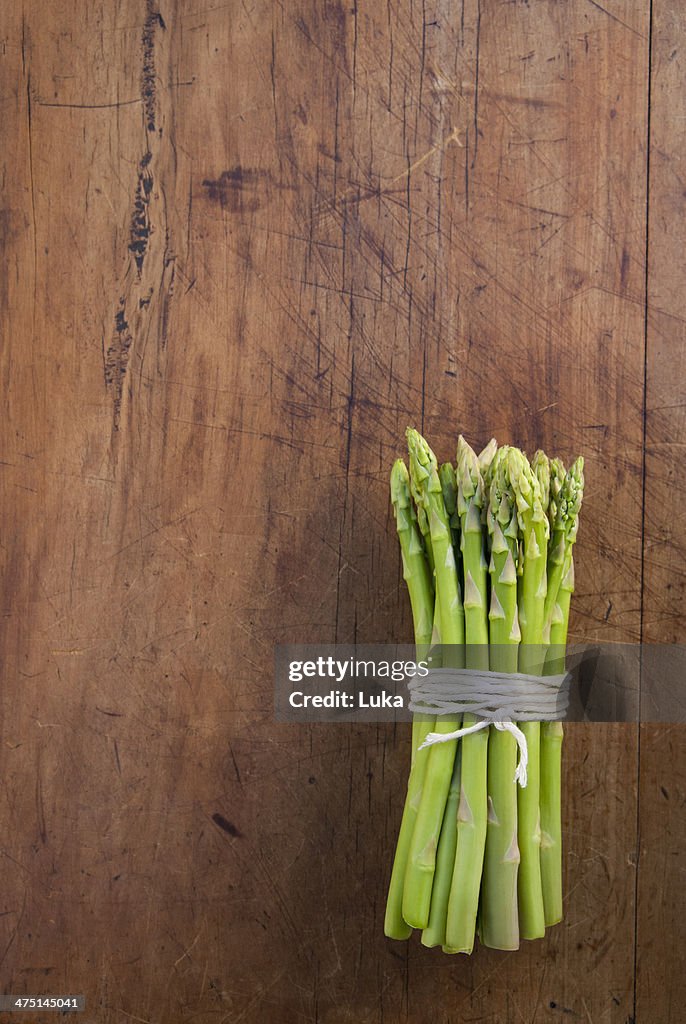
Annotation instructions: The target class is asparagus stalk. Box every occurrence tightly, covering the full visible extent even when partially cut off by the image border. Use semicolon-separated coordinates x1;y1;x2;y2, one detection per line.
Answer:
509;448;549;941
480;446;521;949
384;460;436;940
539;725;564;924
549;559;573;656
540;458;584;926
539;559;573;928
421;460;462;948
444;437;490;953
438;461;461;638
402;429;464;929
456;436;490;665
408;454;440;756
408;448;433;570
391;459;434;654
421;745;462;947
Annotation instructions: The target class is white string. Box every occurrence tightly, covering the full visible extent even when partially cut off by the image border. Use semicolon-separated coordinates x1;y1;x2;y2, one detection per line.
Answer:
418;719;530;786
407;667;569;719
408;668;571;789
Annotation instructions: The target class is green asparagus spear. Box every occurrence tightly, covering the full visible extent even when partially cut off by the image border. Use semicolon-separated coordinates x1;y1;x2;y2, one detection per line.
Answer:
391;459;434;654
480;446;521;949
444;437;490;953
421;746;462;947
408;452;441;752
402;430;464;930
384;460;436;940
421;460;462;948
421;448;475;950
509;448;549;941
540;458;584;926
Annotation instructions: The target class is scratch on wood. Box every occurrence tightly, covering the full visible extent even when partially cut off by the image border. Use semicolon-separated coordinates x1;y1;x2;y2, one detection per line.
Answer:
35;768;47;844
229;743;242;785
36;97;143;110
317;129;462;221
173;930;202;968
586;0;644;39
473;0;481;168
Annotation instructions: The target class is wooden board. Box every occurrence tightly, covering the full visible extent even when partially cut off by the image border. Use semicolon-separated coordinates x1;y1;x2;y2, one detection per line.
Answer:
0;1;678;1021
636;3;686;1021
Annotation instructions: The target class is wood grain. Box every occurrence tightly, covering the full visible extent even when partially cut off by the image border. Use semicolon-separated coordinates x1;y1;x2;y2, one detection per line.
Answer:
0;0;677;1022
636;4;686;1021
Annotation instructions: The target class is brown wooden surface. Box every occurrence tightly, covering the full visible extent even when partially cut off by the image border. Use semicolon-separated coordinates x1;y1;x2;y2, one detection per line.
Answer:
0;1;682;1021
637;3;686;1022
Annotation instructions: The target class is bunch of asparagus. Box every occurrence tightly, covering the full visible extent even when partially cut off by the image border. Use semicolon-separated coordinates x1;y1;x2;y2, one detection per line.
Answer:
385;429;584;952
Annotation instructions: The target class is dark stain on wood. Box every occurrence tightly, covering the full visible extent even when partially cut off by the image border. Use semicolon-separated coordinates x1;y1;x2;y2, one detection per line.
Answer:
201;167;270;212
142;0;164;133
212;813;242;837
128;153;153;275
103;299;133;429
